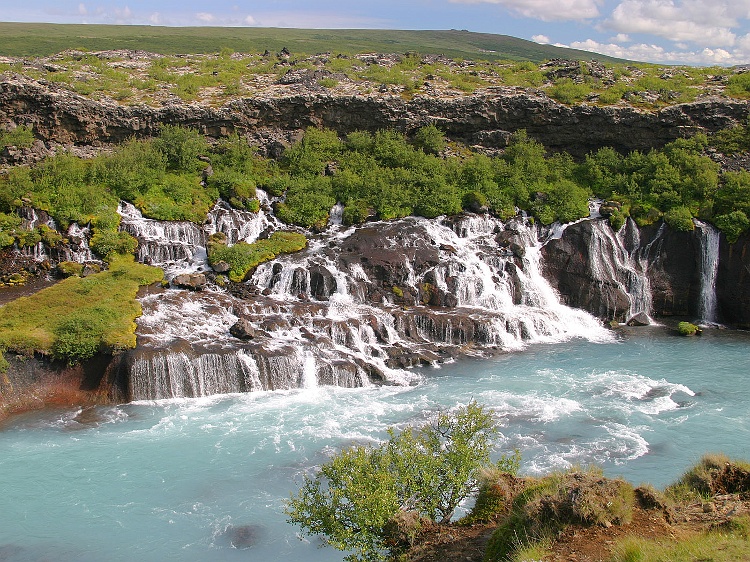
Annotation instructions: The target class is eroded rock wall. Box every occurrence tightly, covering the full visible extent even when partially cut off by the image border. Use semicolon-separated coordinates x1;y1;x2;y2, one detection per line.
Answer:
1;76;748;163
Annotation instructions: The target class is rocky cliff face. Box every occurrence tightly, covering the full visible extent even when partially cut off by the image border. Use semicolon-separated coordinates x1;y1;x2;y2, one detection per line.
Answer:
1;75;748;163
541;218;750;326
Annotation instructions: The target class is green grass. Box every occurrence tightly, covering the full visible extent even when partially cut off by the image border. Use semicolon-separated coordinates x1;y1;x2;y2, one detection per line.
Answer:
0;23;626;63
208;231;308;282
0;255;163;362
610;517;750;562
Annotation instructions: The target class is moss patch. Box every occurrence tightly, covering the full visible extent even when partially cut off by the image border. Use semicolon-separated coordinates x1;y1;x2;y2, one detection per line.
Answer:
0;255;163;363
207;231;307;282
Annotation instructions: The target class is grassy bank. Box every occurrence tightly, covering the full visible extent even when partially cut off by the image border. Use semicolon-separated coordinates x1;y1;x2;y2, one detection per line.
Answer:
0;255;162;363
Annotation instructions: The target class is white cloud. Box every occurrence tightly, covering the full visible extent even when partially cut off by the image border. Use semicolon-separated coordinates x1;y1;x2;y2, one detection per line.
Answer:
605;0;745;47
244;15;257;25
533;34;551;43
568;37;750;65
78;3;87;16
450;0;602;21
613;33;630;42
149;12;162;25
196;12;215;23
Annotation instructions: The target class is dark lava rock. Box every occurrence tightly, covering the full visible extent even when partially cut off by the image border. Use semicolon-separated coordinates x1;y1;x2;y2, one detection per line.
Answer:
173;273;207;291
229;319;256;340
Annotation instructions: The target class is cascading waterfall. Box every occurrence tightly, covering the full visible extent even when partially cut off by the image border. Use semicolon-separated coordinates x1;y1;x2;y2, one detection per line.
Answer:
125;205;616;401
696;220;720;324
587;219;663;321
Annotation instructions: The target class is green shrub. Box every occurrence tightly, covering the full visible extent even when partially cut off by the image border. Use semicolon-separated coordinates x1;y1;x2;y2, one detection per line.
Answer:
609;209;627;231
286;402;517;562
154;125;209;172
663;206;695;231
90;229;138;258
413;124;446;155
715;210;749;243
548;79;592;104
0;125;34;149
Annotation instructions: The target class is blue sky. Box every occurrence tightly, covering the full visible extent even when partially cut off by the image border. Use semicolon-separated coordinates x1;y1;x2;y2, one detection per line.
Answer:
3;1;750;65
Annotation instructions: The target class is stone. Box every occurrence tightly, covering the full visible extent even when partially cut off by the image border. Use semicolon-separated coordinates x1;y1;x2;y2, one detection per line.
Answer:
212;260;231;273
230;319;256;340
626;312;651;326
172;273;207;291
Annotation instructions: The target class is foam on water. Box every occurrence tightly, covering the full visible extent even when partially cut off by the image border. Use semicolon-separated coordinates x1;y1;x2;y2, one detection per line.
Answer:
2;332;750;561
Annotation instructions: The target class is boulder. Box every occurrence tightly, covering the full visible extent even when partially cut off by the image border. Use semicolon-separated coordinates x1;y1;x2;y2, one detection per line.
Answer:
626;312;651;326
229;319;256;340
211;260;231;273
172;273;207;291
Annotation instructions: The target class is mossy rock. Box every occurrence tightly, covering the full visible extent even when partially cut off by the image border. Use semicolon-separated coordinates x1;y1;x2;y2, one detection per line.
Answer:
677;321;700;336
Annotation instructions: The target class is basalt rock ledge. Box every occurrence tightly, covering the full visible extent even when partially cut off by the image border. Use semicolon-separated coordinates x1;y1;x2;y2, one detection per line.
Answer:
1;75;748;163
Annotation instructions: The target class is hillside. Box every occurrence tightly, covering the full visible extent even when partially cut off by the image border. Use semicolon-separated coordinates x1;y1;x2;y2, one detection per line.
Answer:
0;23;627;62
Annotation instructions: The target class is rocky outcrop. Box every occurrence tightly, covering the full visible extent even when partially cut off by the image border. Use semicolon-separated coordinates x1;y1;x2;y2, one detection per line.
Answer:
0;352;127;421
717;231;750;327
1;75;748;163
542;218;750;325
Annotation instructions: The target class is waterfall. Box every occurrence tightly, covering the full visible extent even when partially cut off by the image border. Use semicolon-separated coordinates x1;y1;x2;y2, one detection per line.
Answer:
128;208;615;400
696;221;720;324
586;219;663;321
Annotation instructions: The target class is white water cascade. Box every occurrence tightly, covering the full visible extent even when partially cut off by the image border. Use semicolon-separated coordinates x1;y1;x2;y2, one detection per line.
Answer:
118;192;280;279
587;219;665;321
126;209;614;401
696;220;720;324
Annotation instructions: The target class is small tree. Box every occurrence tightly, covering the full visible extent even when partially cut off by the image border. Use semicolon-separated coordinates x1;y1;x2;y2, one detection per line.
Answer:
286;402;519;561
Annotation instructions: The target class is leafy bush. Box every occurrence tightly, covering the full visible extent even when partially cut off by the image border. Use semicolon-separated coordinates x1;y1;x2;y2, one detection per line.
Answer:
286;402;518;562
715;210;749;243
663;206;695;231
548;79;592;104
413;124;446;155
154;125;209;172
90;229;138;259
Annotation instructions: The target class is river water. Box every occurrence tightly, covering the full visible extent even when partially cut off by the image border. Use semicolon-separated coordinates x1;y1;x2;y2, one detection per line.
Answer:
1;326;748;561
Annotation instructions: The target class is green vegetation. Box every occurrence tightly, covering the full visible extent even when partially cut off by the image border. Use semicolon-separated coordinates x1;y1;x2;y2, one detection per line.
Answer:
207;231;307;282
4;121;750;246
286;402;520;562
0;24;624;62
677;321;699;336
0;255;162;363
666;453;750;501
610;517;750;562
0;125;35;149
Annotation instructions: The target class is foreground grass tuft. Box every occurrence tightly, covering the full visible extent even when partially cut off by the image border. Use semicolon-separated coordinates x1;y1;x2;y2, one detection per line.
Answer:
610;516;750;562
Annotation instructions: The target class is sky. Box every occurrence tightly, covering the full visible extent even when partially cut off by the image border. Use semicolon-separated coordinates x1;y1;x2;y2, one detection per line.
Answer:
2;1;750;66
